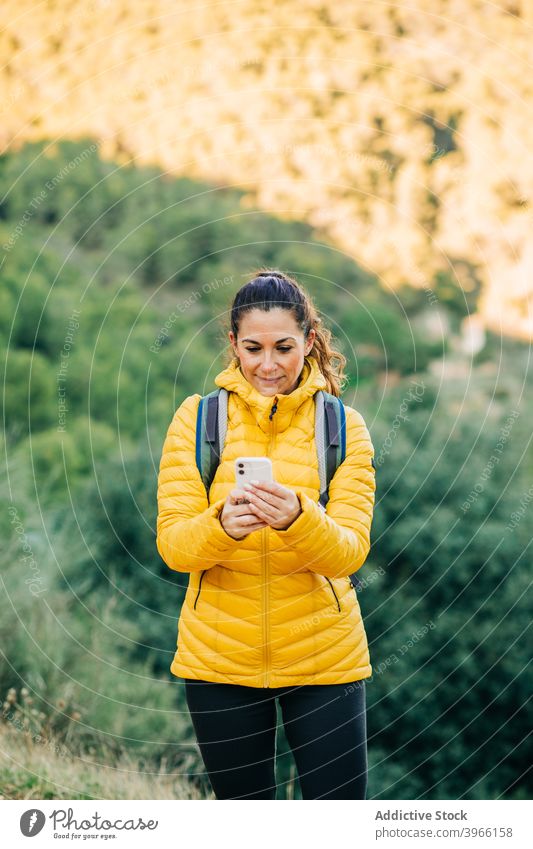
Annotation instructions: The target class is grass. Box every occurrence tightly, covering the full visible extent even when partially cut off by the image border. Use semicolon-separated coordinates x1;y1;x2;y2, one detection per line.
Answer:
0;722;209;800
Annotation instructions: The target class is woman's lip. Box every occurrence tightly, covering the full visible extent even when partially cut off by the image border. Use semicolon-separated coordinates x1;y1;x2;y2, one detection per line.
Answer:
258;376;282;382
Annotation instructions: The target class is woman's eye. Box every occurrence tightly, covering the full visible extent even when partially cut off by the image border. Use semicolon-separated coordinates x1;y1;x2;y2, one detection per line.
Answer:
244;347;292;353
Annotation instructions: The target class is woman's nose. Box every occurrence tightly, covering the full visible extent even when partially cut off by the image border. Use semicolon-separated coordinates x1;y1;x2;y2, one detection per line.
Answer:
261;355;276;370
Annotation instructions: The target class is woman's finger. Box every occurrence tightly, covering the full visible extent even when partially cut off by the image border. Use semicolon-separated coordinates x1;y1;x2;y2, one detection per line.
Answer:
243;486;282;510
229;488;250;501
247;494;282;520
245;480;291;500
231;497;249;507
229;490;250;506
243;516;267;529
247;497;279;522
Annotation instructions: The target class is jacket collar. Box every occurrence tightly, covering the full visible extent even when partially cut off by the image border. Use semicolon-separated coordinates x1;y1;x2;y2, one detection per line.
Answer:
214;355;327;433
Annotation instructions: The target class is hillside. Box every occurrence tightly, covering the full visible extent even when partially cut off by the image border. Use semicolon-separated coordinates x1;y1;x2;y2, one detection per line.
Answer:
1;0;532;338
0;140;530;799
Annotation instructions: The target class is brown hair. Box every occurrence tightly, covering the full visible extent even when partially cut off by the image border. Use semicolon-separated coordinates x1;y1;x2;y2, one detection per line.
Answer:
221;269;347;396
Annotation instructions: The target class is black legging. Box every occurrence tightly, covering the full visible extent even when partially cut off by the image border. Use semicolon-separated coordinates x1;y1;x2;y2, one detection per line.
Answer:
184;678;367;799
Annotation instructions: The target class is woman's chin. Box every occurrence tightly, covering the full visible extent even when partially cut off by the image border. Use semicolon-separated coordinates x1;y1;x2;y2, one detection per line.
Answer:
254;377;284;393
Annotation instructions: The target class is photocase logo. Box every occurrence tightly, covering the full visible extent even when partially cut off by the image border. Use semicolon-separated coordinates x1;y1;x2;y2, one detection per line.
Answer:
20;809;46;836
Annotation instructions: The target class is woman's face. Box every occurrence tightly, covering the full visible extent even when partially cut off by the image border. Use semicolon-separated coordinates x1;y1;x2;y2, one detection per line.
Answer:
229;308;316;396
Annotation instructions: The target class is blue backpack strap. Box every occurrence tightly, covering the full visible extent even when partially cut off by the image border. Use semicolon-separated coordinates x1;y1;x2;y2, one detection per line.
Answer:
324;393;346;491
195;388;227;497
317;392;364;593
317;392;346;506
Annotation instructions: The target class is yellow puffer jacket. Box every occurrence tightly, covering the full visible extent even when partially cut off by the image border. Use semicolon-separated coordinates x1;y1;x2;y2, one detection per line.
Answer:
156;355;376;688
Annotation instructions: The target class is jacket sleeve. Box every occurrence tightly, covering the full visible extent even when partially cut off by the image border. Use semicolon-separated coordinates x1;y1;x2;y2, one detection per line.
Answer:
273;405;376;579
156;394;243;573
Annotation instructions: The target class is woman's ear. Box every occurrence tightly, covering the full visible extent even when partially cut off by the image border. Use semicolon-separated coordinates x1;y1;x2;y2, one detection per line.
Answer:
228;331;238;357
305;328;316;355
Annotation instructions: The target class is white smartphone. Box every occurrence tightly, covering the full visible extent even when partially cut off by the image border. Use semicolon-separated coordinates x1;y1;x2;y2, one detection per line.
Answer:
235;457;273;490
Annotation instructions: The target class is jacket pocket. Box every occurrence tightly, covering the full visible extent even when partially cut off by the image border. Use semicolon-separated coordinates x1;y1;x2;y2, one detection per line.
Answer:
324;576;341;612
193;569;207;610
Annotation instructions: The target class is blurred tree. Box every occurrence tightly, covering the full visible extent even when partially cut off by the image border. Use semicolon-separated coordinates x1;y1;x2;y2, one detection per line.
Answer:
365;392;531;799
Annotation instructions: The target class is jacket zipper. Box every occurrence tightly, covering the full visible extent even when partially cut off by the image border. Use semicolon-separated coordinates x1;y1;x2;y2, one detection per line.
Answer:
263;395;278;687
193;569;206;609
325;575;341;612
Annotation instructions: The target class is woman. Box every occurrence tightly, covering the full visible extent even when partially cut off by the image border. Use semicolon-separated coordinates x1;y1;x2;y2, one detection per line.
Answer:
156;270;376;799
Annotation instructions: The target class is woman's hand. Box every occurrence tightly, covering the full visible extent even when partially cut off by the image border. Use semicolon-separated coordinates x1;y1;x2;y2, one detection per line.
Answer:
219;489;269;540
241;480;302;531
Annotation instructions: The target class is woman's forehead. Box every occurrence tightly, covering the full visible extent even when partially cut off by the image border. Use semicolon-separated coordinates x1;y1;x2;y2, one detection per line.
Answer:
238;308;301;337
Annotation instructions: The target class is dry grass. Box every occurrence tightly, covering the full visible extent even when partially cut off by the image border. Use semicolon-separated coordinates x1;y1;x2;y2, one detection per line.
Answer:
0;723;209;800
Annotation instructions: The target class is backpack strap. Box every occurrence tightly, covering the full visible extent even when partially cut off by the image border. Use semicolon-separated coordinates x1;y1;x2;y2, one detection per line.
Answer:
195;388;228;496
316;391;346;508
315;391;364;592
